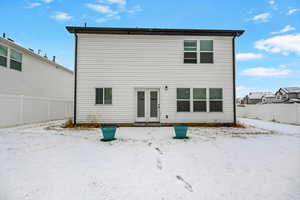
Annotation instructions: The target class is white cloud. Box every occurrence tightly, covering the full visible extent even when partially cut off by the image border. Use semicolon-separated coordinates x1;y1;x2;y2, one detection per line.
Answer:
267;0;277;10
236;53;263;61
51;12;73;21
42;0;54;3
255;33;300;55
287;8;299;15
241;67;291;77
86;3;118;15
271;25;296;34
268;0;275;5
99;0;126;7
127;5;142;14
95;15;120;23
251;12;271;22
27;2;41;8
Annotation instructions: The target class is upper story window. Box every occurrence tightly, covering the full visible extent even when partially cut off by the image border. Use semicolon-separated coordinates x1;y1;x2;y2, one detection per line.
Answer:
200;40;213;63
183;40;197;64
96;88;112;105
10;49;22;71
183;40;214;64
0;44;8;68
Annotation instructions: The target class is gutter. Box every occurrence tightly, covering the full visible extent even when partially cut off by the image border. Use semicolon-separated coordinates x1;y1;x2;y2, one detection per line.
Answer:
73;33;78;125
232;36;237;124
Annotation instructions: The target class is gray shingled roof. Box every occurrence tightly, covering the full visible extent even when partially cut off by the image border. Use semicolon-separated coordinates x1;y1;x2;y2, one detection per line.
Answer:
247;92;273;99
282;87;300;93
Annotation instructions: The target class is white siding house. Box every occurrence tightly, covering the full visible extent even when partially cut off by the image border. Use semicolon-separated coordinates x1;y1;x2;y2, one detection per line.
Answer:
66;27;244;125
0;36;74;127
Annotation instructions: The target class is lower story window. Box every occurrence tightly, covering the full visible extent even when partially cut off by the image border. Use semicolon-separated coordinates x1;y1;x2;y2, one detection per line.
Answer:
193;101;206;112
96;88;112;105
209;88;223;112
177;88;190;112
193;88;206;112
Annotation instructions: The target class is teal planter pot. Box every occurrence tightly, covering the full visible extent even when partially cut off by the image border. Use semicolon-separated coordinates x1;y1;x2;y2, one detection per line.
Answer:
174;125;188;139
100;126;117;141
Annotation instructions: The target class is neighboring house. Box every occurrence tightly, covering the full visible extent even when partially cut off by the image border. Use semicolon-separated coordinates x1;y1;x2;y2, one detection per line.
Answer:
275;87;300;103
66;26;244;124
0;35;74;127
261;93;276;104
243;92;272;104
236;97;242;105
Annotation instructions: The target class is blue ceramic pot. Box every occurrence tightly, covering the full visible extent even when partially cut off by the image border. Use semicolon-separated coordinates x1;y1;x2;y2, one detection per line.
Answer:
101;126;117;141
174;125;188;139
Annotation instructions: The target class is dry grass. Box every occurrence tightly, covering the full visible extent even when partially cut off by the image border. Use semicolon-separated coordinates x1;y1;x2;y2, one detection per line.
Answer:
63;122;245;128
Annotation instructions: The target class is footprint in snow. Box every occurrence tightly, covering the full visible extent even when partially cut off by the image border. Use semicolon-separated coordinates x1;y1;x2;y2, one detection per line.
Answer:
176;175;193;192
156;158;162;170
155;147;163;155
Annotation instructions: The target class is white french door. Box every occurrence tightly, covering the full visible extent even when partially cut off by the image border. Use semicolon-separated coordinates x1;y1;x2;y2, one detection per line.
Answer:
136;88;160;122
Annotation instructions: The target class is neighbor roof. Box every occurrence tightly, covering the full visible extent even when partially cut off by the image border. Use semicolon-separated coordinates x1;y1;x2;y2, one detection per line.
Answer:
66;26;244;37
281;87;300;94
247;92;272;99
0;37;73;74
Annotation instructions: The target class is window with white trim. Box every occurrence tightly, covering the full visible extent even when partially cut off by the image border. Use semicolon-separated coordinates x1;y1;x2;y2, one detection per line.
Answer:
0;44;8;67
10;49;22;71
193;88;207;112
183;40;197;64
177;88;190;112
95;88;112;105
200;40;213;64
209;88;223;112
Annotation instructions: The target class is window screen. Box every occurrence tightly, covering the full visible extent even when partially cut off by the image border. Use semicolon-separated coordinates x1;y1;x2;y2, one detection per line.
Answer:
184;40;197;64
10;49;22;71
0;44;8;67
96;88;112;105
209;88;223;112
177;88;190;112
200;40;213;64
193;88;206;112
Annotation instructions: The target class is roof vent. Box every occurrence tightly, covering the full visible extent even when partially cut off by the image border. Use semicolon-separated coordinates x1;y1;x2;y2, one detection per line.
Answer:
52;56;56;62
2;33;5;38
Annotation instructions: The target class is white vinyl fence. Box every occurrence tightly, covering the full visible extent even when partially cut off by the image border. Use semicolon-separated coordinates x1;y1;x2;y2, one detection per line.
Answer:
237;104;300;125
0;94;73;128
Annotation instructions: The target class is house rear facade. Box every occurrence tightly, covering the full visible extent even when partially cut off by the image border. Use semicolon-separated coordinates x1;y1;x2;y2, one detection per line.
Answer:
66;27;244;124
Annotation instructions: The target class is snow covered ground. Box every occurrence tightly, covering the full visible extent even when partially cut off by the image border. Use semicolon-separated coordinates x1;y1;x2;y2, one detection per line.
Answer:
0;119;299;200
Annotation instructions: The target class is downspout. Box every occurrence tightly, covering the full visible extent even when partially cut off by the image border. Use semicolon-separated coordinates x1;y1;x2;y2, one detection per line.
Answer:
232;36;237;124
73;33;78;125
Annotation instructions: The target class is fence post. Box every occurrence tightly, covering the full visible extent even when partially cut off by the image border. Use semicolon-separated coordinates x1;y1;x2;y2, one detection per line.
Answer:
19;95;24;124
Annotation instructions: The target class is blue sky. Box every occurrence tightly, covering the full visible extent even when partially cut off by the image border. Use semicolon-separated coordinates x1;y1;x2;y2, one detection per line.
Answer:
1;0;300;97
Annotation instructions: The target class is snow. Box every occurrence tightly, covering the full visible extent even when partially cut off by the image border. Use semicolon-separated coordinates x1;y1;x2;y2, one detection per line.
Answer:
238;118;300;136
0;119;300;200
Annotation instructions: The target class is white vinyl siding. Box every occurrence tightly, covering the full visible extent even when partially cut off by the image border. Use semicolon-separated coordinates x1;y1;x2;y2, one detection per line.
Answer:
76;34;234;123
0;39;73;101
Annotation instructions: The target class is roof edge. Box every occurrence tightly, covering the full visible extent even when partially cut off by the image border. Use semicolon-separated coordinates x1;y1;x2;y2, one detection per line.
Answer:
0;37;73;74
66;26;245;37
